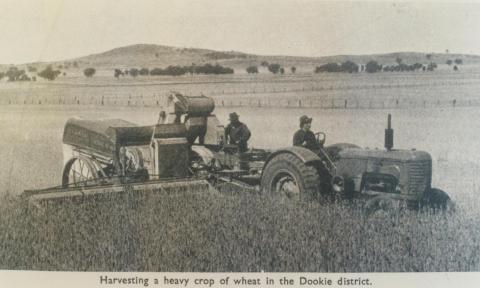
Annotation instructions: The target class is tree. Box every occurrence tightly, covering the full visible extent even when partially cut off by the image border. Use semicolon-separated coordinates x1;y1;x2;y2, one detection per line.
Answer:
280;67;285;74
427;62;437;71
150;68;164;76
0;72;4;80
340;61;359;73
454;58;463;65
454;65;459;71
129;68;139;77
291;66;296;74
365;60;382;73
261;61;269;67
446;59;453;66
268;63;281;74
114;69;123;78
38;65;61;81
5;67;26;81
246;66;258;74
83;67;96;77
426;54;432;60
412;63;423;71
315;63;341;73
18;74;31;81
395;57;403;65
139;68;149;76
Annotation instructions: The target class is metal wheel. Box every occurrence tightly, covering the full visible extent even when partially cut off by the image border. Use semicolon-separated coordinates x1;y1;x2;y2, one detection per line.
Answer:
62;156;99;188
272;171;301;200
120;147;145;174
261;153;321;200
422;188;455;211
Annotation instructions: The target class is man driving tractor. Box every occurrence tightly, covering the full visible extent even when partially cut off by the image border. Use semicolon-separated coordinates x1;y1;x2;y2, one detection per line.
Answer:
293;115;323;151
225;112;251;152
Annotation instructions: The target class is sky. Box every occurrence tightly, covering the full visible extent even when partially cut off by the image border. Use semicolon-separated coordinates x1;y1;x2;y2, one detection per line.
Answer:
1;0;480;64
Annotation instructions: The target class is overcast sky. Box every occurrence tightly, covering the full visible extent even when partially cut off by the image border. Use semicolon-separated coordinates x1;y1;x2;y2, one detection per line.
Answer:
1;0;480;64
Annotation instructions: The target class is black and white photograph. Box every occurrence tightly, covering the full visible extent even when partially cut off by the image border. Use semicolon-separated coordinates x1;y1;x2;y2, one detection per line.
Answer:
1;0;480;283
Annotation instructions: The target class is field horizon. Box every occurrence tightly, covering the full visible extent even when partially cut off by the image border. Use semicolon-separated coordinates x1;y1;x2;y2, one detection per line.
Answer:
3;43;480;75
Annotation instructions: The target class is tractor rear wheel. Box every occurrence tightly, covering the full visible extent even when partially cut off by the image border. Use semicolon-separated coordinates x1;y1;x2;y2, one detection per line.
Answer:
261;153;321;200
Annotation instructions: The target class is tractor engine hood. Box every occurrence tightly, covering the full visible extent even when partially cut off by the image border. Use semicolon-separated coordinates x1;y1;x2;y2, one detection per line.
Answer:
338;148;432;162
334;147;433;198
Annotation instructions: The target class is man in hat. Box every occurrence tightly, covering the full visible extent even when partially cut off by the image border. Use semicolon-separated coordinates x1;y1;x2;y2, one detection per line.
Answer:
293;115;321;151
225;112;251;152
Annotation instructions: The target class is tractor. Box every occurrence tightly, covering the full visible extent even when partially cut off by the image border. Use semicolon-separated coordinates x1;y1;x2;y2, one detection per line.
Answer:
24;92;451;210
158;93;452;209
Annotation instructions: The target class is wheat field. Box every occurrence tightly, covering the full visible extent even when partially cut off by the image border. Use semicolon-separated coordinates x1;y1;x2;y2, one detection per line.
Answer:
1;71;480;271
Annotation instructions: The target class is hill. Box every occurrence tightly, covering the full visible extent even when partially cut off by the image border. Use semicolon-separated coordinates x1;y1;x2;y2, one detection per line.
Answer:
5;44;480;73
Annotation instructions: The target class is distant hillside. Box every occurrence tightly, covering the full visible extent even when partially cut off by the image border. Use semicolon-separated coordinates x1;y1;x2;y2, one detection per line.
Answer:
5;44;480;73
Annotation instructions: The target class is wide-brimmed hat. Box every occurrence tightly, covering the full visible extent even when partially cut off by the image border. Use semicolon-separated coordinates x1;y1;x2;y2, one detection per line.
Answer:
299;115;312;126
229;112;239;120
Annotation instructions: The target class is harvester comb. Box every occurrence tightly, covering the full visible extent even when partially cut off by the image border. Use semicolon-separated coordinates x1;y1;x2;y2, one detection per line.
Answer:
23;178;214;205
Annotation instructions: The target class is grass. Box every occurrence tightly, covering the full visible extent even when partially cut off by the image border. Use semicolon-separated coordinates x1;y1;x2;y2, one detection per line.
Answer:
0;188;479;272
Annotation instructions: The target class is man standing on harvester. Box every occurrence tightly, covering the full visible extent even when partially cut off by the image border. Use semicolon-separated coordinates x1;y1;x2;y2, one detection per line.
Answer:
225;112;251;152
293;115;322;151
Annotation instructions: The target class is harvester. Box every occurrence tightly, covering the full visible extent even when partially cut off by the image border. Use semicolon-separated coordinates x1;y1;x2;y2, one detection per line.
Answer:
23;92;452;210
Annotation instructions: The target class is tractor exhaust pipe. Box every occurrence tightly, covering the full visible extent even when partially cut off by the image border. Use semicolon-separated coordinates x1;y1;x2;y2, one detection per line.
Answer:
385;114;394;151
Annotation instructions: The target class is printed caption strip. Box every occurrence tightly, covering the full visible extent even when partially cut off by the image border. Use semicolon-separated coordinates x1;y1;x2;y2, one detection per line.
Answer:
1;271;480;288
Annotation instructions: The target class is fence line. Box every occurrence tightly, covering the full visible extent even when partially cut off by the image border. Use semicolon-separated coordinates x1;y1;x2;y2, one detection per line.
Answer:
0;91;476;110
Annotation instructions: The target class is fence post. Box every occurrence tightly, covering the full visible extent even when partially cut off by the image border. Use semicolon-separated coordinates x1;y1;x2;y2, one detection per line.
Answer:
299;100;302;107
344;100;347;109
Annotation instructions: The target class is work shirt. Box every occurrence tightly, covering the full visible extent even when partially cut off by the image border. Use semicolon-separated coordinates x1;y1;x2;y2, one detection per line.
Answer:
293;129;320;151
225;122;251;152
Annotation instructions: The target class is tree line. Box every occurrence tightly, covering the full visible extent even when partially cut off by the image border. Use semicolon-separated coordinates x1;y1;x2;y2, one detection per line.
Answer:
246;62;297;74
314;57;464;74
0;56;467;83
114;64;234;78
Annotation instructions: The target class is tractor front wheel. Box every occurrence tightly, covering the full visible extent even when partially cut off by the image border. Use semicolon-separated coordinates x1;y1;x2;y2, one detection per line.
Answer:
261;153;321;200
423;188;454;211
